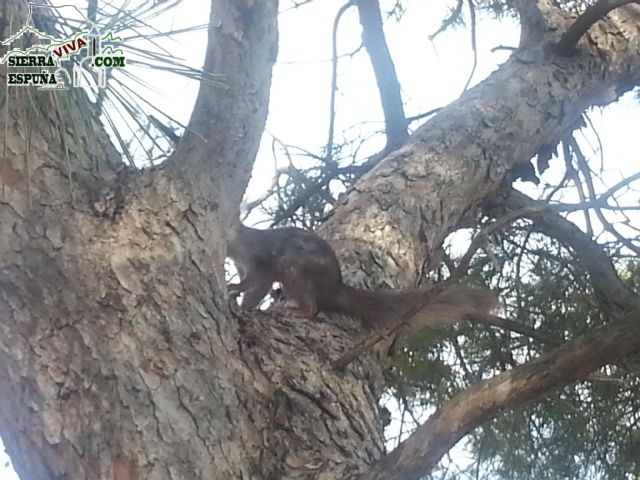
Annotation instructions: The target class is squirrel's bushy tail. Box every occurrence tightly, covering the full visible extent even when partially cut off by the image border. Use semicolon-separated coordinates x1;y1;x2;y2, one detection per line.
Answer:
329;284;497;330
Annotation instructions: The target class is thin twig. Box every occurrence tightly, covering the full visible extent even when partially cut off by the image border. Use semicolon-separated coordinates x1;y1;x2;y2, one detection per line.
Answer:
563;139;593;236
476;315;561;346
326;2;354;161
406;107;442;124
583;113;605;172
597;170;640;203
451;208;540;280
571;137;640;256
429;0;464;40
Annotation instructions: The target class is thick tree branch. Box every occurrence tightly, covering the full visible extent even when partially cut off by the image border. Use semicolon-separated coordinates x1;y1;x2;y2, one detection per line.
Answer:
515;0;567;46
321;1;640;294
355;0;408;150
556;0;640;54
360;315;640;480
170;0;279;217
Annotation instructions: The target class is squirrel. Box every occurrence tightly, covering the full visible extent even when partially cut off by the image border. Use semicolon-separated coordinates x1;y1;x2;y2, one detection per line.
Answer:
226;223;497;330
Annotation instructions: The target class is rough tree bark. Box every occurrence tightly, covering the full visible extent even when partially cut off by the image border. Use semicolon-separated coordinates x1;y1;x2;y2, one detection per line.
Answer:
0;1;639;480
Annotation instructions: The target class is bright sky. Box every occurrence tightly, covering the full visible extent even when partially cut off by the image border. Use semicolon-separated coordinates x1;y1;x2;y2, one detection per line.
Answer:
1;0;638;478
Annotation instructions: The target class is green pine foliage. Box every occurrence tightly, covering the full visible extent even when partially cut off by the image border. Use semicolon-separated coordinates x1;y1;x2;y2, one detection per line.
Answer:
383;224;640;479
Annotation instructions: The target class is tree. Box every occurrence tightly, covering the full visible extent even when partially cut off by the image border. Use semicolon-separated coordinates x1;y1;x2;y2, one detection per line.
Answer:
0;0;639;479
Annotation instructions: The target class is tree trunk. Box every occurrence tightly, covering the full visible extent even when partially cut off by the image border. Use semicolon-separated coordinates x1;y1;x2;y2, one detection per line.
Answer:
1;1;640;480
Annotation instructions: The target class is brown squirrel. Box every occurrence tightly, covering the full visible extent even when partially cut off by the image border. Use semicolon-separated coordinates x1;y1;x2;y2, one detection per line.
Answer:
226;223;497;330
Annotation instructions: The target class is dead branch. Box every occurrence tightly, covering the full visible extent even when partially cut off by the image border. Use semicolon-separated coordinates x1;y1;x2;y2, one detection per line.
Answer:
406;107;442;124
563;138;594;236
477;315;562;346
326;2;355;161
429;0;464;40
598;170;640;202
461;0;478;93
570;137;640;256
451;207;542;280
